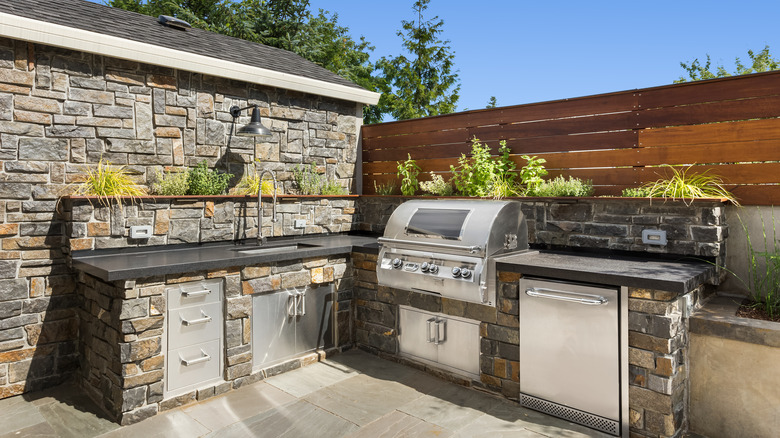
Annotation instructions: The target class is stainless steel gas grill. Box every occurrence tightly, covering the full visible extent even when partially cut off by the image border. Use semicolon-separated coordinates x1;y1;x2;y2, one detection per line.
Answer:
376;199;528;306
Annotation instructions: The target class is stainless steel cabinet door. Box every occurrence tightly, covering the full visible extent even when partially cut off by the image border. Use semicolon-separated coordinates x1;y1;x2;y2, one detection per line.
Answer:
398;306;438;363
436;316;480;376
252;289;297;367
519;278;619;420
296;284;334;354
168;302;222;350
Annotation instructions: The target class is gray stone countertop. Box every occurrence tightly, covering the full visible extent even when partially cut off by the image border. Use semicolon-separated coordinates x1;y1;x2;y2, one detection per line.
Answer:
495;250;715;294
72;234;379;282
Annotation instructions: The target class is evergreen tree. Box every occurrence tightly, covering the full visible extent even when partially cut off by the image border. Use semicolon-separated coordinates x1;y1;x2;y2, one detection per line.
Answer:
486;96;497;109
375;0;460;121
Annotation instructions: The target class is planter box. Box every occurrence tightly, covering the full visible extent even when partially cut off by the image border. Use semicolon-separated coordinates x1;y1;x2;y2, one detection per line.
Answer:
689;294;780;437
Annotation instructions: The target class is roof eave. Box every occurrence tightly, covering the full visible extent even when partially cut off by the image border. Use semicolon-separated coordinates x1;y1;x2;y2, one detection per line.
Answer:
0;12;381;106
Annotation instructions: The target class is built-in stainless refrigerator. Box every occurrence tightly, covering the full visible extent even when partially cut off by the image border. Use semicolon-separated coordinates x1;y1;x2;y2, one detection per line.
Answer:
518;277;628;436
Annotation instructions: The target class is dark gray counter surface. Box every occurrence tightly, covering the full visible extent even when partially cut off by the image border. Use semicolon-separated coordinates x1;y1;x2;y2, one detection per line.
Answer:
72;234;379;281
495;250;715;294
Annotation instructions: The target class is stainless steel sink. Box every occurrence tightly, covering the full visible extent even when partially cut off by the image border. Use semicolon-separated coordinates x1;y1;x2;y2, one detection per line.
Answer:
232;242;320;255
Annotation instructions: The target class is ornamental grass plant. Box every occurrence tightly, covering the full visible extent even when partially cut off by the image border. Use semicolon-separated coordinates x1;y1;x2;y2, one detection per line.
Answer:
71;159;148;207
643;164;738;206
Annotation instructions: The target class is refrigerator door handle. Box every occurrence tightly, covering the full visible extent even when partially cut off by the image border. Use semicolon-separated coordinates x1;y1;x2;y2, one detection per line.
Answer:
525;287;609;306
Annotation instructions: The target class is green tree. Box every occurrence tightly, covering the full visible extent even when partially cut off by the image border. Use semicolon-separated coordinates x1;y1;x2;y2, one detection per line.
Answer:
374;0;460;121
486;96;497;109
675;45;780;83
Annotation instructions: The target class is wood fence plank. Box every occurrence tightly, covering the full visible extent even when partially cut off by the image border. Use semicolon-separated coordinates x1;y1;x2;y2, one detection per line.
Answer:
639;72;780;109
362;128;469;150
639;117;780;146
638;95;780;129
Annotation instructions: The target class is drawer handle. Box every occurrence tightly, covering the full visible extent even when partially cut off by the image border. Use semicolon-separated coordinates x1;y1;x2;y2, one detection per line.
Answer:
182;289;211;298
525;287;609;306
180;349;211;366
181;311;212;326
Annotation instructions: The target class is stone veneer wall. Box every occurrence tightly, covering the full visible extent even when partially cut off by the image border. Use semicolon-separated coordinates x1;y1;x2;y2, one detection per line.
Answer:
0;35;361;400
353;253;710;438
61;196;357;252
356;197;728;268
78;253;352;425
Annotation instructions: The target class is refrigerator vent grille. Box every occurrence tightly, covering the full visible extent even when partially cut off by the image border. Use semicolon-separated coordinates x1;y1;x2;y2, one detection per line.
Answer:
521;394;619;436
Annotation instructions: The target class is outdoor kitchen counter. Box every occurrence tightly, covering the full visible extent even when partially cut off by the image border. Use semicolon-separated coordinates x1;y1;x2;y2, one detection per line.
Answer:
72;234;379;282
495;250;715;294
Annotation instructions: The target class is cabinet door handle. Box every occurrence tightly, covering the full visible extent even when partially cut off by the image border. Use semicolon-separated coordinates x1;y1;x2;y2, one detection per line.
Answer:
296;291;306;316
426;318;436;343
436;320;446;344
180;349;211;366
287;293;296;317
182;289;210;298
181;310;212;326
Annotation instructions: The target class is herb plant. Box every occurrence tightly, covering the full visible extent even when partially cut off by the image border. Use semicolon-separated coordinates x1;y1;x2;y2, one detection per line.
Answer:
528;175;594;197
151;168;189;196
373;180;397;195
450;138;516;197
397;153;421;196
419;172;453;196
621;187;653;198
187;161;233;195
518;155;548;194
293;163;348;195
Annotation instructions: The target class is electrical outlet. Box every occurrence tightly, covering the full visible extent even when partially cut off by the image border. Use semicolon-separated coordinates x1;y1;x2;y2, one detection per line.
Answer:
642;229;667;245
294;219;306;229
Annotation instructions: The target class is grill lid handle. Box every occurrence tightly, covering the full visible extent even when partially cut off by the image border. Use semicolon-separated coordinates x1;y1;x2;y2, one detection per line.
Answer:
377;237;483;254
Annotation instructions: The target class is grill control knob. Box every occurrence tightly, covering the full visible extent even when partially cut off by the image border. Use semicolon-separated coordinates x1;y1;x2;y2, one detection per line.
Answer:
451;267;461;277
460;268;472;278
421;262;429;272
392;258;403;269
429;264;439;274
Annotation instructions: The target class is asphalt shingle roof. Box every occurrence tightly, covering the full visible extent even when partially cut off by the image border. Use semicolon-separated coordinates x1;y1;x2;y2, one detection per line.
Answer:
0;0;364;91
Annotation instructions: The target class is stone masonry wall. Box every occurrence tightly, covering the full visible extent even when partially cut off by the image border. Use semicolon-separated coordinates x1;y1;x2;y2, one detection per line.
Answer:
356;197;728;267
0;36;361;400
78;253;351;425
62;196;357;252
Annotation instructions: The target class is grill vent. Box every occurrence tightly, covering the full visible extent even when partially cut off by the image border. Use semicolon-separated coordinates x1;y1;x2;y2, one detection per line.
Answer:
520;394;619;436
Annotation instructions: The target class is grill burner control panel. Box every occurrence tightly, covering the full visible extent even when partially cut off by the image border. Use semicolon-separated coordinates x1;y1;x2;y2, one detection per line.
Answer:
380;255;477;284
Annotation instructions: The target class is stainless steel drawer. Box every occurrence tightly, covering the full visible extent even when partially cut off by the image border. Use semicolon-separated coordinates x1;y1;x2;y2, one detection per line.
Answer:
167;279;222;310
167;339;221;392
168;302;222;350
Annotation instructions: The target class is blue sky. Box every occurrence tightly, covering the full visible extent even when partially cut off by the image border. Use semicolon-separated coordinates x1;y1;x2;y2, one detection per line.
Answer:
89;0;780;112
309;0;780;111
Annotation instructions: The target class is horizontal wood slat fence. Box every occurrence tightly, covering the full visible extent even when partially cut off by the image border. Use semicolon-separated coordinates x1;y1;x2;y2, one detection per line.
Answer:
361;71;780;205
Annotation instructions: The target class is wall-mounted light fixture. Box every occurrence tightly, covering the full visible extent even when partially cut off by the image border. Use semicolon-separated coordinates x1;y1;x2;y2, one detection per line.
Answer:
229;104;272;138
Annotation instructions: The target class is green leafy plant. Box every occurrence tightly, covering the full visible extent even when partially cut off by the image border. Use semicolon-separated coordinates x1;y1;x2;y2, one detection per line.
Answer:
151;168;189;196
528;175;594;197
292;163;348;195
738;210;780;320
419;172;453;196
71;159;148;206
450;138;517;197
187;161;233;196
621;186;653;198
397;153;421;196
373;180;397;195
518;155;548;194
643;164;739;206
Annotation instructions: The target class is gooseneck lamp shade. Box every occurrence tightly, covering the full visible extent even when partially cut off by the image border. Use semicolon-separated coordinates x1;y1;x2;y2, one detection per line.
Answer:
230;105;272;138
